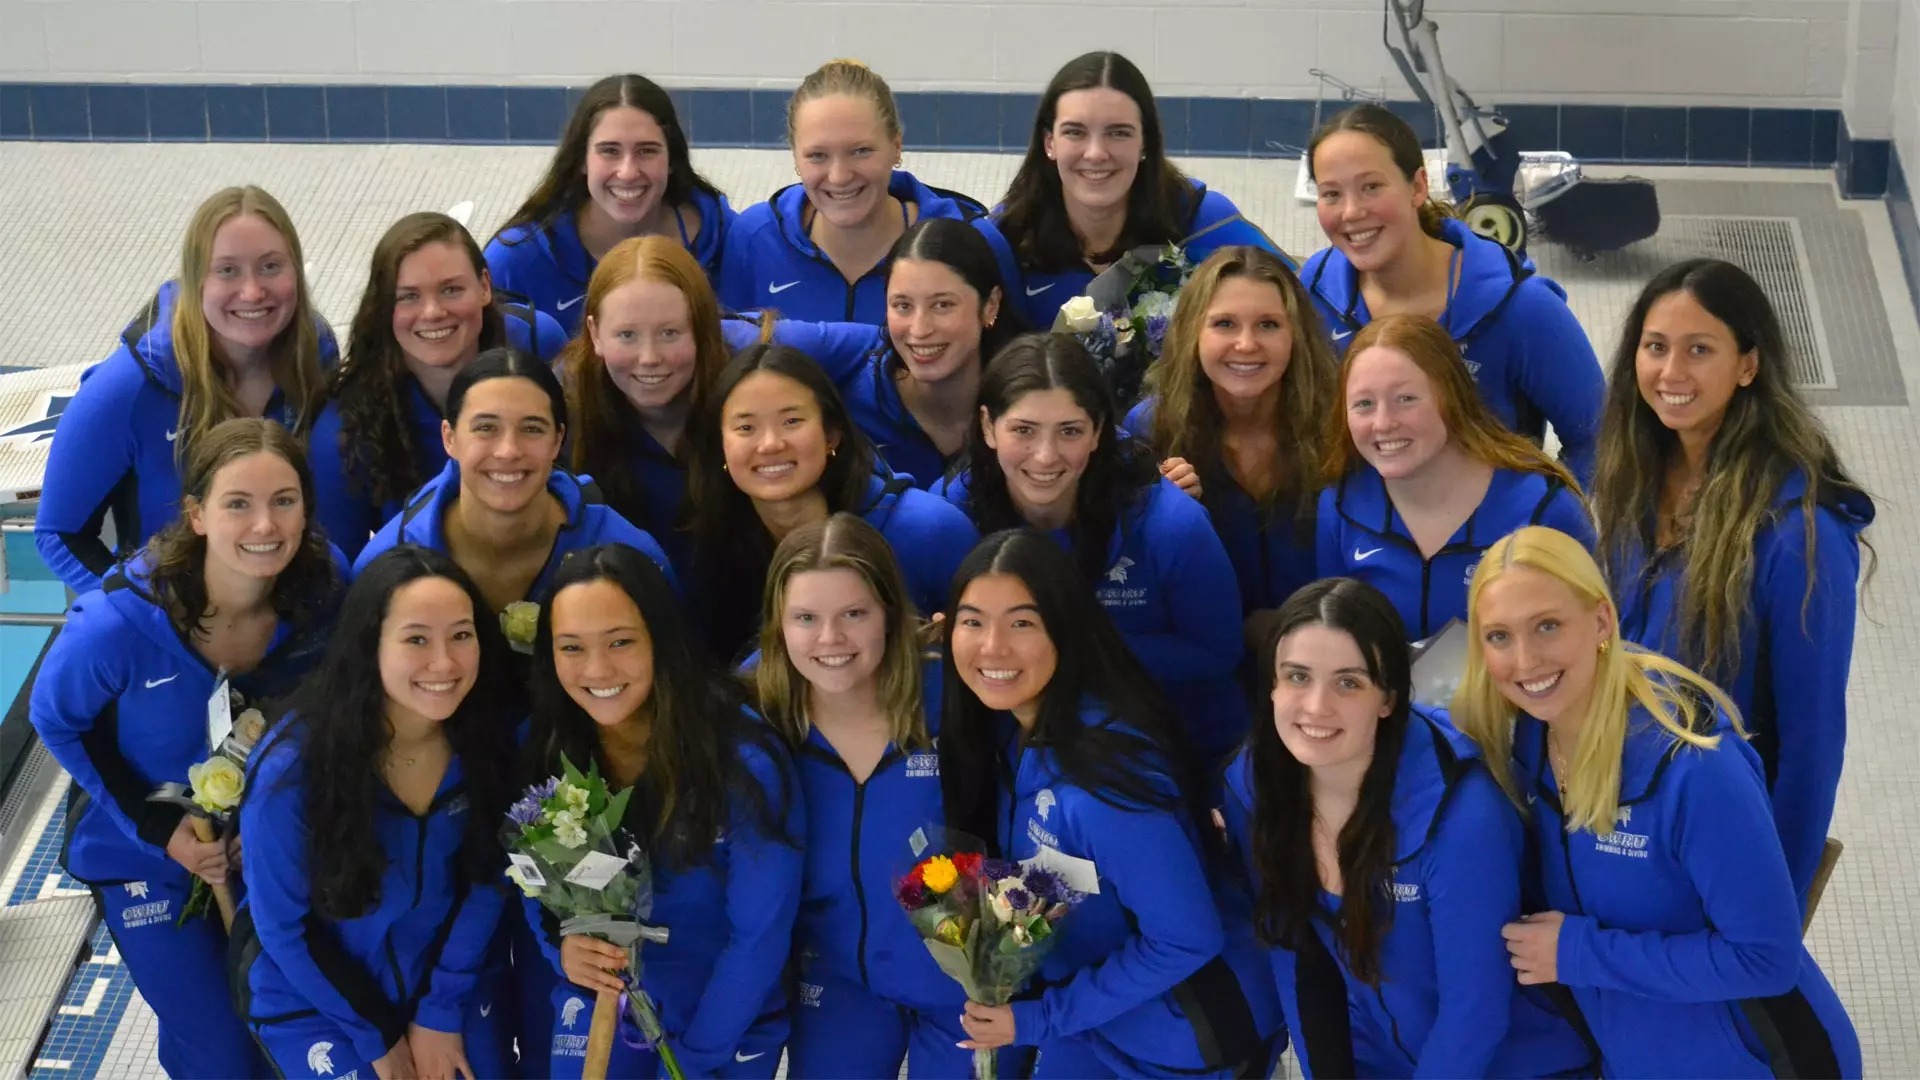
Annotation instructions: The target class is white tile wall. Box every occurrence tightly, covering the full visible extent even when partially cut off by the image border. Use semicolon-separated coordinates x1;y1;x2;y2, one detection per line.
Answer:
1898;0;1919;187
0;0;1867;110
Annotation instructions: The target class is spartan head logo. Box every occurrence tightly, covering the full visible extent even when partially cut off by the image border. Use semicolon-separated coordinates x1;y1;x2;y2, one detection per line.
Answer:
562;996;586;1029
1616;805;1633;826
306;1042;336;1076
124;881;149;899
1105;556;1135;584
1035;789;1056;822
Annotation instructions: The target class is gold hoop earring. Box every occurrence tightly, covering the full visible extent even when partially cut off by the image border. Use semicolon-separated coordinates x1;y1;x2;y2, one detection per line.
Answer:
1598;639;1611;654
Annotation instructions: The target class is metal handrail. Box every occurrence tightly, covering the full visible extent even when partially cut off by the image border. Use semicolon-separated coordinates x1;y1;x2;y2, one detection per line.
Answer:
0;611;65;627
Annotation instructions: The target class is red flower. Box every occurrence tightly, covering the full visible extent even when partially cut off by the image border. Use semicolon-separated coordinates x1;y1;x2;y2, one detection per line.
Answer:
952;852;983;880
896;862;932;908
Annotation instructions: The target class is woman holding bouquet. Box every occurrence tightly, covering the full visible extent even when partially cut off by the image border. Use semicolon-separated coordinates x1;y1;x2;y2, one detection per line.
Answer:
1315;315;1594;642
352;347;675;608
1299;104;1602;484
1219;576;1594;1077
1126;245;1340;647
237;544;517;1080
685;344;977;663
31;418;343;1078
485;73;735;335
309;211;566;559
1453;526;1860;1076
522;542;803;1078
938;529;1272;1077
1594;259;1872;916
941;334;1246;770
753;513;971;1078
993;51;1284;331
717;59;1021;326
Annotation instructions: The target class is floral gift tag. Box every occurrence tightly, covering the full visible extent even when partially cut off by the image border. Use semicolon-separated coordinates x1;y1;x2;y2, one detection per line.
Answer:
205;675;234;756
507;853;548;888
563;850;630;890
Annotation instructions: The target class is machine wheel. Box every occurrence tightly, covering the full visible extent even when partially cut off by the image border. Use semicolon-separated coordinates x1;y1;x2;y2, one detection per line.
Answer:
1461;192;1528;255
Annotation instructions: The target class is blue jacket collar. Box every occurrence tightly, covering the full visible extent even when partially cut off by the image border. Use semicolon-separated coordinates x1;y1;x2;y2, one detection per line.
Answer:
398;460;598;545
1306;218;1549;341
1514;691;1732;808
1331;464;1549;548
771;170;983;258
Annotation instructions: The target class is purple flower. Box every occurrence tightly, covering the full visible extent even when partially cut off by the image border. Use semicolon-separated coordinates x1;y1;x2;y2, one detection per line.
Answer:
981;858;1018;882
526;777;559;802
1023;868;1066;904
1003;887;1033;913
507;796;543;827
1145;313;1171;354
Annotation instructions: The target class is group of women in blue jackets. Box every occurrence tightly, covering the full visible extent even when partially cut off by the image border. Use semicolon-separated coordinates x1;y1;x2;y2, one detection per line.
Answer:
26;42;1872;1080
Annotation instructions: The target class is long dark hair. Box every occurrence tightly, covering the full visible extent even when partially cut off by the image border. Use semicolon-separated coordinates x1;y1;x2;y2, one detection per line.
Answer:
145;418;339;639
1307;104;1454;239
267;545;514;920
961;333;1158;584
336;212;511;509
685;344;881;657
939;529;1199;850
885;218;1024;366
1247;578;1409;985
523;544;792;867
995;51;1199;270
492;74;723;241
1592;258;1872;681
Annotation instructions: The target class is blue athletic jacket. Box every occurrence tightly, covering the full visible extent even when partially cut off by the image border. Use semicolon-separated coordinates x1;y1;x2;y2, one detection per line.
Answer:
236;728;505;1065
717;171;1022;325
1513;702;1860;1078
309;303;566;560
856;469;978;620
1125;397;1317;616
1612;472;1871;915
36;280;340;595
352;460;675;593
1221;708;1593;1078
1300;218;1603;485
1316;464;1595;640
29;551;342;887
1003;181;1284;331
526;726;805;1076
484;187;737;336
999;704;1263;1074
792;660;957;1012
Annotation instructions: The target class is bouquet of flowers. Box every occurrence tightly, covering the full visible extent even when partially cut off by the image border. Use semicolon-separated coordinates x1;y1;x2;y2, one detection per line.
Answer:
152;681;270;929
501;600;541;655
897;832;1084;1078
1409;618;1471;710
1053;243;1195;408
503;755;681;1080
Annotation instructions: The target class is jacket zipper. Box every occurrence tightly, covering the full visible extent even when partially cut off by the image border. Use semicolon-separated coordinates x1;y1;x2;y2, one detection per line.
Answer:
849;780;871;986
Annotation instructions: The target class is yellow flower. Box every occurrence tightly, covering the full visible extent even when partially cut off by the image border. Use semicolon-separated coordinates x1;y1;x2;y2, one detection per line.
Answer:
506;866;542;898
501;602;541;651
188;756;245;813
233;707;267;750
922;855;958;894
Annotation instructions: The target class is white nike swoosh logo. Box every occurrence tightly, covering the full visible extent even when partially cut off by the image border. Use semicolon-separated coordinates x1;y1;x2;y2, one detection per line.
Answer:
1332;329;1354;341
164;429;179;442
1354;547;1383;561
479;1004;491;1017
1025;283;1054;296
557;295;585;311
145;674;180;688
734;1051;767;1063
768;281;801;294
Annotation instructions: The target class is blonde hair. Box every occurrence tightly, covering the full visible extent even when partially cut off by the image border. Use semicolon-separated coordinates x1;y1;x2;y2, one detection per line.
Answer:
1452;526;1741;834
755;514;930;750
170;186;328;459
1326;315;1581;495
787;59;903;146
1145;245;1338;512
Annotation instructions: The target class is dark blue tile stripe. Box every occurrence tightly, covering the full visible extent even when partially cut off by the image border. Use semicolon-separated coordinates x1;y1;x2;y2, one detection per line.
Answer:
0;81;1862;174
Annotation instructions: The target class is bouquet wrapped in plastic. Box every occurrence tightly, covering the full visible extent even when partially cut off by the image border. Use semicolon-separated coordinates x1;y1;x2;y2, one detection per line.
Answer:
896;830;1084;1079
503;755;680;1080
1409;618;1471;711
149;679;271;929
1052;243;1194;408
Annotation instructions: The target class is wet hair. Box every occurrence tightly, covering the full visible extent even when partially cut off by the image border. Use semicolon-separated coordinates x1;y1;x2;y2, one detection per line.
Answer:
168;186;329;457
560;235;757;530
938;529;1200;849
1593;258;1873;683
996;51;1199;270
884;217;1024;366
1144;245;1339;520
786;58;904;147
445;347;569;431
145;418;339;640
1326;315;1581;494
268;544;515;919
524;544;793;868
960;333;1159;584
493;74;723;240
1246;578;1409;984
335;212;510;509
1307;104;1453;239
756;513;930;750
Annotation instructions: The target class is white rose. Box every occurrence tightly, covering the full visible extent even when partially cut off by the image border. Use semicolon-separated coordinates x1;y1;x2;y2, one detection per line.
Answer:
1059;295;1102;333
554;821;589;849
